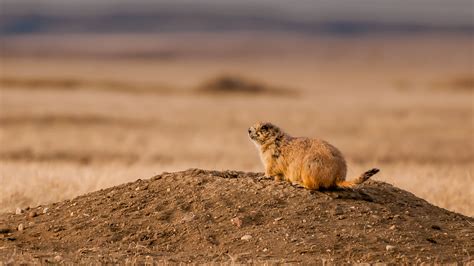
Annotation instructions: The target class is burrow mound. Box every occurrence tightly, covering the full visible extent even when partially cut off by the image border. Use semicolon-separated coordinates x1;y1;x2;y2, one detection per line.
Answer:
1;169;473;264
196;75;295;96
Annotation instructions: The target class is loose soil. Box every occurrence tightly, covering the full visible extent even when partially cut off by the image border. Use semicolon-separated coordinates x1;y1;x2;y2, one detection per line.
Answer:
1;169;473;264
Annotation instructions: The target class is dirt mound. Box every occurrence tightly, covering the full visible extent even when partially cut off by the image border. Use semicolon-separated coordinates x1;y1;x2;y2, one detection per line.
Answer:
196;75;295;96
1;169;472;264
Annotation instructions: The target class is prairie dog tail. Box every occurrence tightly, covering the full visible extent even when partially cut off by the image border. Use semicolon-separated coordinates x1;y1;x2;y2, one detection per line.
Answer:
336;168;380;188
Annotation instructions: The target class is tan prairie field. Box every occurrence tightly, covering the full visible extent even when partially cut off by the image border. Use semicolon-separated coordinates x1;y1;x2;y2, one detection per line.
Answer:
0;33;473;217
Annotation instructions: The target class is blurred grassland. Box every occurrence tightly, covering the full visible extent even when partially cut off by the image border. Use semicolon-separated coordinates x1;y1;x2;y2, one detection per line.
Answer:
0;33;472;215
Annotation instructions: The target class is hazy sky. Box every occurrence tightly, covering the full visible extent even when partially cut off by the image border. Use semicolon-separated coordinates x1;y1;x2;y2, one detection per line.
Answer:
2;0;473;26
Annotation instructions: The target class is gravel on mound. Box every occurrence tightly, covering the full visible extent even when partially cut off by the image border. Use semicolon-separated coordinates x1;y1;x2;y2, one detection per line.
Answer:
1;169;473;264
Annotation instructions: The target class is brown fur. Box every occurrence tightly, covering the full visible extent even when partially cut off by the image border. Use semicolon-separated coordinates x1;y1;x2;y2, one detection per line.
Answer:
248;122;379;190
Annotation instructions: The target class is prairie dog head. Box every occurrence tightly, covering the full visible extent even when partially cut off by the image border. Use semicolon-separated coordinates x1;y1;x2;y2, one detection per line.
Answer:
248;122;285;147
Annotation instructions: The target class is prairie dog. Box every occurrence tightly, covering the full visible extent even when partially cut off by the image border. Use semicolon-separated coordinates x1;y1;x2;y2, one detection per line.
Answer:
248;122;379;190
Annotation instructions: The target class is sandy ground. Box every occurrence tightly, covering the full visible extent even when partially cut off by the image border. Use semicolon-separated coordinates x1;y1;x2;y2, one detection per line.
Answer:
0;33;473;217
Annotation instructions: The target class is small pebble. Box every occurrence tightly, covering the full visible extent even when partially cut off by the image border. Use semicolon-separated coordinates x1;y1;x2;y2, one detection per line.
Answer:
42;208;49;214
15;208;23;215
17;223;24;231
181;213;195;222
389;225;396;230
231;217;242;228
29;211;38;218
386;245;396;251
241;234;252;241
54;255;63;262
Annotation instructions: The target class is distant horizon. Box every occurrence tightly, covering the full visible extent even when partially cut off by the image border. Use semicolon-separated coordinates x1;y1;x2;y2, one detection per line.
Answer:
0;0;474;34
2;0;473;26
1;0;473;35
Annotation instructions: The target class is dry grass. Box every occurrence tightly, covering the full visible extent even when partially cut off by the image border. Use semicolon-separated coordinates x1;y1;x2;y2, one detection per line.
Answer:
0;33;472;216
433;74;474;92
0;76;174;94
